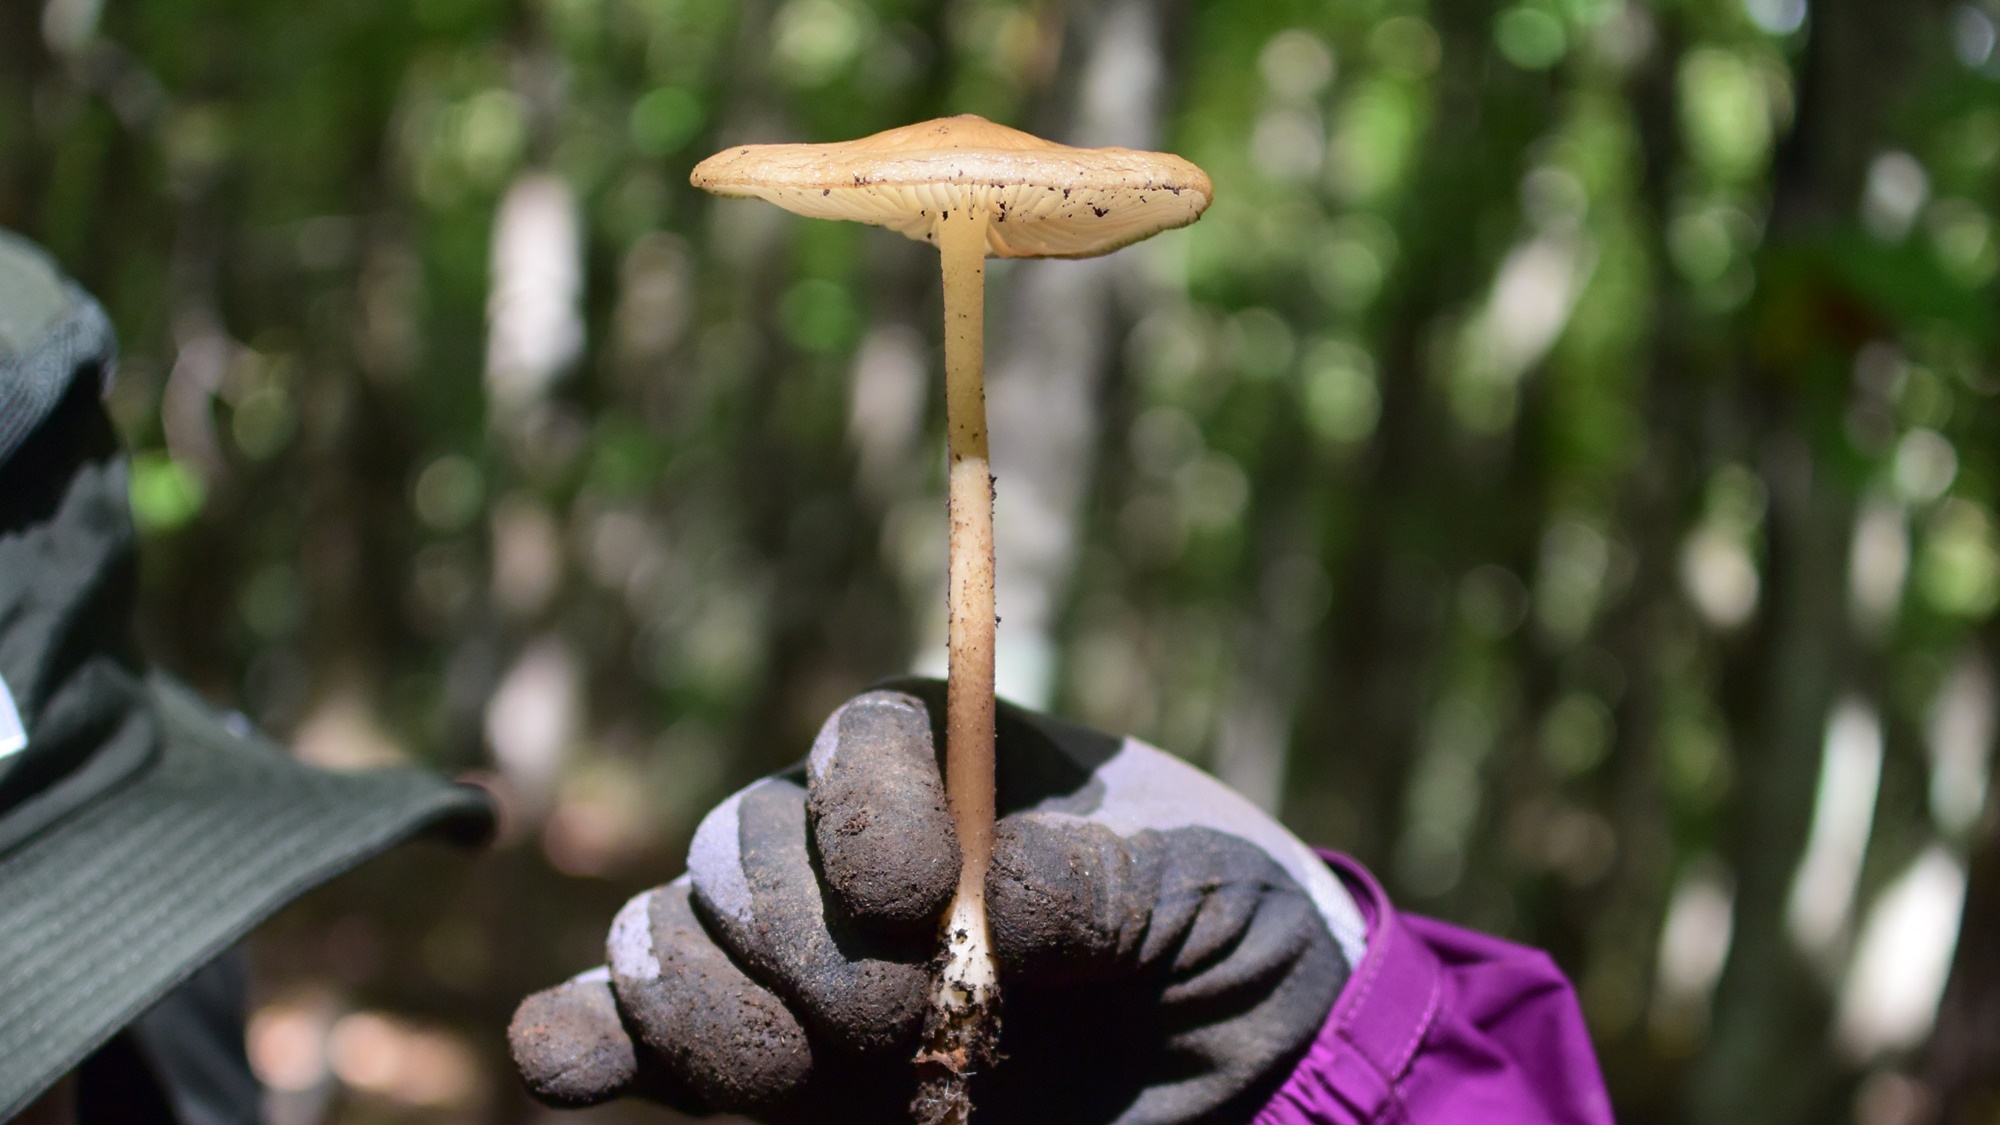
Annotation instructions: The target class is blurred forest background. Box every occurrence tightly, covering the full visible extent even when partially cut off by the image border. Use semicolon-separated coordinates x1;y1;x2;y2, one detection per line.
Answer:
5;0;2000;1119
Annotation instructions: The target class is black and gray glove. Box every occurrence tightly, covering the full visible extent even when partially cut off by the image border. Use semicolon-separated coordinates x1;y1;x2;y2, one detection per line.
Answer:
510;681;1365;1125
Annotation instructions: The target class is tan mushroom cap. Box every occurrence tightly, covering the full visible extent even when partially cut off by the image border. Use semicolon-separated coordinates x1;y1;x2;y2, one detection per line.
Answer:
690;114;1212;260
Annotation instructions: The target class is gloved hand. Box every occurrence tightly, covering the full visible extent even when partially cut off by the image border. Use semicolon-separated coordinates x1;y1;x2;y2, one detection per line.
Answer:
510;681;1366;1125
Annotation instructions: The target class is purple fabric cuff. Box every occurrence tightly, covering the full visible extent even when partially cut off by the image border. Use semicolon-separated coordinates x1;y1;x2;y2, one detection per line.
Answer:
1254;852;1616;1125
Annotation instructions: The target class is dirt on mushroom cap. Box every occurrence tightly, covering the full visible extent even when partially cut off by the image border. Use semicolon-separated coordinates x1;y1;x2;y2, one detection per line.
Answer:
689;114;1212;260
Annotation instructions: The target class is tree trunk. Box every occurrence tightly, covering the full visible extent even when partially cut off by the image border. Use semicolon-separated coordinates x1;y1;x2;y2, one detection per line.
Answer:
1922;629;2000;1119
983;0;1175;709
1687;0;1930;1118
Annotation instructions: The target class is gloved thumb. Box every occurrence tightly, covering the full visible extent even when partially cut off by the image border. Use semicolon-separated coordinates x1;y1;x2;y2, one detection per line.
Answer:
805;689;960;928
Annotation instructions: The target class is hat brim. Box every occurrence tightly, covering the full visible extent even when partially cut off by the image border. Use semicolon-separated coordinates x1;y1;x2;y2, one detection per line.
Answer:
0;674;493;1117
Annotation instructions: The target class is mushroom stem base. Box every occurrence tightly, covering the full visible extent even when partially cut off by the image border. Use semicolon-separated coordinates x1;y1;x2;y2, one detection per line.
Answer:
913;889;999;1125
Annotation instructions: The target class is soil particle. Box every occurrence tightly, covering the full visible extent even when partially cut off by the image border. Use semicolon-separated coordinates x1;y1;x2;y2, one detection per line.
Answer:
911;986;999;1125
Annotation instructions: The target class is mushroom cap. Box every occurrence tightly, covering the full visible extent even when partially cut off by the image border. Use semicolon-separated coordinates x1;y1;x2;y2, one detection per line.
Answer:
690;115;1212;260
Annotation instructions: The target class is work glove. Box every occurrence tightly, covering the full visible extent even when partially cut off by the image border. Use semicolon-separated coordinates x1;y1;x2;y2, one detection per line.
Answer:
510;680;1366;1125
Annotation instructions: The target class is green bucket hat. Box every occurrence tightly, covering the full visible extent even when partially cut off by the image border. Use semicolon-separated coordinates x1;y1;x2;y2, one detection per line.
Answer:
0;230;495;1119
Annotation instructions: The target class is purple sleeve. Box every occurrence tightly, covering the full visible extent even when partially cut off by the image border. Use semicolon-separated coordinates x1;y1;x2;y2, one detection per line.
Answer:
1254;853;1615;1125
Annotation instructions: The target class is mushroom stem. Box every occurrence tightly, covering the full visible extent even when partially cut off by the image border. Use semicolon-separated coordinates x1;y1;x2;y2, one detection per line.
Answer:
920;202;998;1121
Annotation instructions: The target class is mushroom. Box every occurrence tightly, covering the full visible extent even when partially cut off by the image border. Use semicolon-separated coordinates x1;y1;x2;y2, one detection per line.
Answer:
691;114;1211;1120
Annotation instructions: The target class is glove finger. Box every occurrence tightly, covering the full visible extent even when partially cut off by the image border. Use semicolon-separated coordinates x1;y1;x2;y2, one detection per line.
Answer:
607;880;813;1117
508;968;709;1113
804;689;959;928
990;815;1350;991
689;776;932;1054
509;969;641;1109
1023;731;1370;968
989;824;1351;1124
986;811;1160;984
